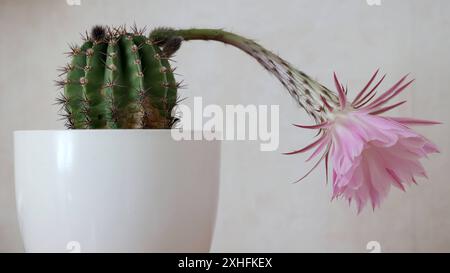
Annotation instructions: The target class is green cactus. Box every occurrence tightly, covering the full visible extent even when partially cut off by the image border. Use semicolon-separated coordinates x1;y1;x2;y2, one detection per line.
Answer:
56;25;181;129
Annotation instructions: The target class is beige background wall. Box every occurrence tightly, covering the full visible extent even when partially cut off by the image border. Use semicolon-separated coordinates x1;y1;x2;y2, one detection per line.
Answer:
1;0;450;252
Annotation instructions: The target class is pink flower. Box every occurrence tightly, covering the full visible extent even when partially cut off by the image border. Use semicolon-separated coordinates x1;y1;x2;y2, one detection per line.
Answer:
286;70;440;212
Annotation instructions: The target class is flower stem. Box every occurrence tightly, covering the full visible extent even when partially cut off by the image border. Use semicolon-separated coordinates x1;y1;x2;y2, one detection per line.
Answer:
151;28;339;121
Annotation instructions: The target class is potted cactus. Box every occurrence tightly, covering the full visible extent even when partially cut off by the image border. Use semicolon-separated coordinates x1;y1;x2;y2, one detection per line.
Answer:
14;25;439;252
14;26;221;253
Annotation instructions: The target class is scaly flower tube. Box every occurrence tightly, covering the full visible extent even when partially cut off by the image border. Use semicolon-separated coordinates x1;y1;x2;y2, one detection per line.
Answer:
151;28;440;212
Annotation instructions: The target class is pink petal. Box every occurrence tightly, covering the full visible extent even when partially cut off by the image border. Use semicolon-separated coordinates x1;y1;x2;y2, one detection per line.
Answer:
334;72;347;109
386;117;442;126
355;91;378;108
325;152;329;184
306;140;329;162
386;168;406;192
367;74;409;104
366;78;414;110
293;121;330;129
353;74;386;107
293;148;328;183
321;96;333;112
283;134;326;155
369;100;407;115
352;69;379;105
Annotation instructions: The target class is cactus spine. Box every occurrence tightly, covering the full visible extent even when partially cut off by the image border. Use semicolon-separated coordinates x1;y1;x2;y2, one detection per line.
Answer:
56;25;181;129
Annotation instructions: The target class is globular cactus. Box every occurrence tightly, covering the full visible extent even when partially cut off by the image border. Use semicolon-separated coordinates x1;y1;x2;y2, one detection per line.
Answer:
56;25;183;129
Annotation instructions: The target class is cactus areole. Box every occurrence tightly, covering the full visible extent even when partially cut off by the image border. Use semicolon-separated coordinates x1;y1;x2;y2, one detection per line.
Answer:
56;25;182;129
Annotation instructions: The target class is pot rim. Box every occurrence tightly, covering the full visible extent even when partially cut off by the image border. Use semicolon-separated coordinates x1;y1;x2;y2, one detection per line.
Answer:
14;129;218;133
13;129;223;140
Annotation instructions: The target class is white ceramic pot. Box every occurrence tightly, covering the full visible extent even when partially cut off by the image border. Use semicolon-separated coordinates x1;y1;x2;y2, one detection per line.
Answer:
14;130;221;253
